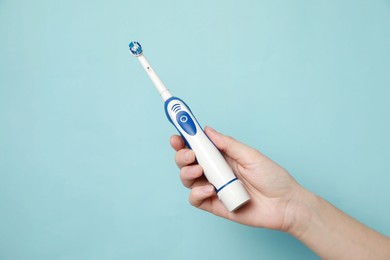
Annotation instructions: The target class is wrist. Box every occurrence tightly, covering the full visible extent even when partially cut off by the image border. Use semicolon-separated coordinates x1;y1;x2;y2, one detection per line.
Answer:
281;184;319;238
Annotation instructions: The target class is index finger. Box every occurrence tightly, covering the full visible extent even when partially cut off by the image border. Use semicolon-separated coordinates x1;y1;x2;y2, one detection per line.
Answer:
170;135;185;151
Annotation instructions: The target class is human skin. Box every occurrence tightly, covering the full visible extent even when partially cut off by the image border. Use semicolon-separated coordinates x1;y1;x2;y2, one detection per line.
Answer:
170;126;390;259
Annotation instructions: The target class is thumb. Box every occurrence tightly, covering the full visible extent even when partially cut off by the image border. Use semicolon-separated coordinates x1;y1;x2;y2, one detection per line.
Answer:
204;126;261;165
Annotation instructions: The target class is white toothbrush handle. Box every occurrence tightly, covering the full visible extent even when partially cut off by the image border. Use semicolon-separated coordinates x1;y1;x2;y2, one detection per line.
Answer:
165;97;250;211
128;42;249;211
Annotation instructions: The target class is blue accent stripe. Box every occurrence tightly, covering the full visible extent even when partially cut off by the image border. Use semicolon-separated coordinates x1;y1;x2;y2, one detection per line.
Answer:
216;178;238;193
164;96;192;148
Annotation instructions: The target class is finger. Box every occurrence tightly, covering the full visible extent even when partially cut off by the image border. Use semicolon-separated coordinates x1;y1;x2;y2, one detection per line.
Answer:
170;135;185;151
204;126;262;165
189;185;215;208
175;149;196;168
180;165;204;188
189;185;243;221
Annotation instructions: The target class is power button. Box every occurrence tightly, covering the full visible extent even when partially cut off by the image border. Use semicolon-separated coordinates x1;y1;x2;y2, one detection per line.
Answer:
176;111;197;136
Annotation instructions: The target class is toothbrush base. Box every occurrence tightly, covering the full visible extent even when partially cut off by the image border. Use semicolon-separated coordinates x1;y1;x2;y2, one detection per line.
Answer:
217;179;250;212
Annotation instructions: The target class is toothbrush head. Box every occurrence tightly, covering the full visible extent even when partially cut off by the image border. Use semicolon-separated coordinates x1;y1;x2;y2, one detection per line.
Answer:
129;41;143;56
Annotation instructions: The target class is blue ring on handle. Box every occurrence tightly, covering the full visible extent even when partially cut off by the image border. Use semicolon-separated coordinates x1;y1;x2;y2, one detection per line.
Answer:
215;178;238;193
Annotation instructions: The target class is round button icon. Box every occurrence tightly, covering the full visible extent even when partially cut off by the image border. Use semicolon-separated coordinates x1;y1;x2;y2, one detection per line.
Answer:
180;115;188;123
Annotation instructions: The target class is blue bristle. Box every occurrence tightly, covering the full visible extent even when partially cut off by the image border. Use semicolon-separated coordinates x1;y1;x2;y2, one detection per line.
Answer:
129;41;142;56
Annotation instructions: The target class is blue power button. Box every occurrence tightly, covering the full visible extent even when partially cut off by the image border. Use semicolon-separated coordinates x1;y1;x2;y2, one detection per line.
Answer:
176;111;197;136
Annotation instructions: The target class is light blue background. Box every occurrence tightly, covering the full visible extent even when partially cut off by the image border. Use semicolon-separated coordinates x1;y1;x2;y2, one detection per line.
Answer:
1;0;389;259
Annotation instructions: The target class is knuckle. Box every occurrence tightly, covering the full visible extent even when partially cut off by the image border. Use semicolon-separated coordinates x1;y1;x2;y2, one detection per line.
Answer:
175;149;196;168
188;195;196;207
188;188;200;207
179;168;188;182
174;151;185;167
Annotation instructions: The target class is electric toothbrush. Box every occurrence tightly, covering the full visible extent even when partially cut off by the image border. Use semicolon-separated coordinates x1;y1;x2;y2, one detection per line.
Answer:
129;41;250;211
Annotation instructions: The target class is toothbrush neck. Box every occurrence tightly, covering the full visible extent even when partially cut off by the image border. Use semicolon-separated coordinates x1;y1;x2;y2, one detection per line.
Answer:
161;89;173;101
137;55;172;101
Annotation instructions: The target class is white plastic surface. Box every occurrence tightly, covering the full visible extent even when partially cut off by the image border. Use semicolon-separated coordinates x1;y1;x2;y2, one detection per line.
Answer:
166;98;250;211
217;179;250;211
137;55;172;101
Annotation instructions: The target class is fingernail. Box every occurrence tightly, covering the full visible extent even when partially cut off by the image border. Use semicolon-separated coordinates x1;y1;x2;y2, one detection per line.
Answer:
206;126;216;133
184;150;191;161
202;185;214;194
189;165;199;175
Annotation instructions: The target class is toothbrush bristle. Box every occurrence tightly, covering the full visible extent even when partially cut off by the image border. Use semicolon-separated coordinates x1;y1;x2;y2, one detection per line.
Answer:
129;41;142;56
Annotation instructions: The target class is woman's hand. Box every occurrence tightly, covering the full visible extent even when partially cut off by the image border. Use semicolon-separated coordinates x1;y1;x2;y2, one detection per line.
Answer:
170;126;302;232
